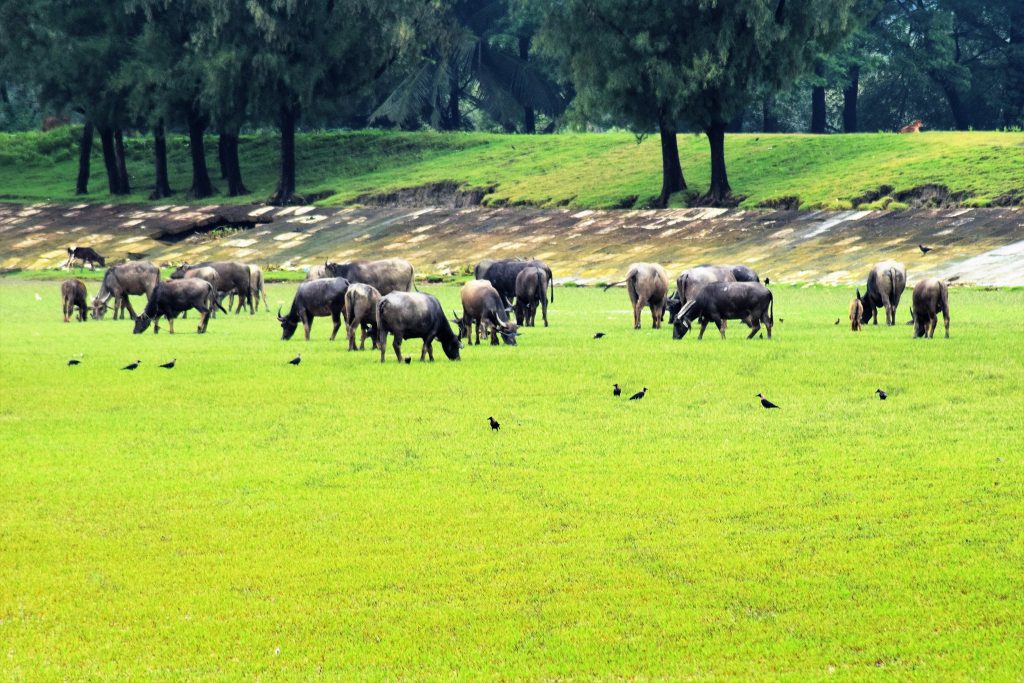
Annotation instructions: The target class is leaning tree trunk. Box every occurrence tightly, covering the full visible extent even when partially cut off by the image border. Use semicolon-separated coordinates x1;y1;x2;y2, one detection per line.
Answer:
519;35;536;134
75;121;94;195
222;131;248;196
187;107;215;199
150;120;172;199
843;65;859;133
811;85;827;133
704;121;731;204
98;126;121;195
656;119;686;208
113;128;130;194
270;104;297;205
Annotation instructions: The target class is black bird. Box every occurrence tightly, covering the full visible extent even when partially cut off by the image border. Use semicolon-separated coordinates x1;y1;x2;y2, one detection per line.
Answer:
67;359;81;366
629;387;647;401
159;359;176;369
488;416;500;431
404;357;412;364
613;383;621;397
757;393;780;409
764;277;770;286
122;360;141;371
834;318;841;325
919;244;933;255
778;318;784;324
593;332;606;339
875;388;888;400
288;354;301;366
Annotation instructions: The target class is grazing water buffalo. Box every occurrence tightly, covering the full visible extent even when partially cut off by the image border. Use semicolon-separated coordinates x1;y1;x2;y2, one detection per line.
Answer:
92;261;160;320
376;291;461;363
455;280;518;345
343;283;381;351
859;261;907;326
850;289;864;331
514;266;549;328
133;279;225;334
61;279;88;322
911;278;950;338
64;246;106;270
278;277;350;341
475;259;554;307
603;262;670;329
668;265;735;320
326;258;415;296
172;261;253;314
673;282;774;340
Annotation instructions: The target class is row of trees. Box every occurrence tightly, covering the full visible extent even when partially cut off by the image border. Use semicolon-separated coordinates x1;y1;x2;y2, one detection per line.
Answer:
0;0;1021;206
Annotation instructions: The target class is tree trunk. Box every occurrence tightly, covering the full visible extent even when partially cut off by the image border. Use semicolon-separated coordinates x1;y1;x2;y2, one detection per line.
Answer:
725;109;745;133
217;132;229;178
270;104;297;205
113;128;130;194
150;120;172;199
519;35;536;134
187;107;215;198
98;126;120;195
843;65;859;133
705;121;731;204
811;86;827;133
656;119;686;208
446;78;461;131
75;121;93;195
937;78;970;130
222;131;248;196
762;97;778;133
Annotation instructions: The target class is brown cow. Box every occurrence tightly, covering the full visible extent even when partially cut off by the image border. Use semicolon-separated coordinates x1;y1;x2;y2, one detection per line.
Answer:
912;279;950;338
850;289;864;331
603;262;670;329
61;279;88;322
344;283;381;351
899;119;923;133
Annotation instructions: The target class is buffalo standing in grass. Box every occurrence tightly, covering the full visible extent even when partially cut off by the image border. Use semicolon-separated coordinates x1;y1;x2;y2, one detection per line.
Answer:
859;261;907;326
673;282;774;340
377;292;461;363
850;289;864;331
455;280;518;345
603;262;670;329
667;264;759;321
475;259;554;307
278;277;350;341
326;258;415;296
911;278;950;338
228;264;269;312
171;261;253;314
64;246;106;270
344;283;381;351
306;262;333;281
61;279;88;322
133;279;225;334
92;261;160;320
514;266;549;328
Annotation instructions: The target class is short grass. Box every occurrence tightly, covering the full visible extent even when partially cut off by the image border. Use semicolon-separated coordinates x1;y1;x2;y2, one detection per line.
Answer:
1;127;1021;209
1;278;1022;679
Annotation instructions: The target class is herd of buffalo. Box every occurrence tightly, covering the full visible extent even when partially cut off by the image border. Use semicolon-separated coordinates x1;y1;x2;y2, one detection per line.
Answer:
57;251;951;361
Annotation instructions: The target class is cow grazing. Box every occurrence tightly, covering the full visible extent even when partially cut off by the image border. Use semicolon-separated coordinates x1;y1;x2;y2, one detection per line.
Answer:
475;258;554;307
133;279;225;334
603;262;669;329
850;289;864;331
64;246;106;270
92;261;160;320
911;278;950;339
343;283;382;351
673;282;774;340
376;291;461;363
278;277;350;341
859;261;907;326
173;266;220;320
171;261;253;314
325;258;415;296
456;280;518;345
668;265;739;322
514;266;549;328
61;279;88;322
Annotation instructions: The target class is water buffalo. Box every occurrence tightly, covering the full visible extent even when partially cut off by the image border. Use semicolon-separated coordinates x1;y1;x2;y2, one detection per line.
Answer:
278;277;350;341
475;259;554;307
325;258;415;296
728;265;760;283
306;262;333;280
172;261;253;314
911;278;950;338
133;279;225;334
514;266;549;328
61;279;88;322
228;264;269;312
668;264;760;323
376;291;461;363
603;262;669;329
343;283;381;351
455;280;518;345
673;282;774;340
859;261;907;326
64;246;105;270
92;261;160;320
850;289;864;331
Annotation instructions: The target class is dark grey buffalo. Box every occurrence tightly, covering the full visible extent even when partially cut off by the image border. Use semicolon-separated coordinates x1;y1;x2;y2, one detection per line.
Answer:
171;261;253;314
376;291;461;363
325;258;415;296
344;283;381;351
859;260;907;326
133;279;225;334
514;266;549;328
673;282;774;340
455;280;518;345
92;261;160;320
911;278;950;338
729;265;760;283
603;262;670;329
475;258;554;307
667;264;759;322
61;279;88;322
278;277;350;341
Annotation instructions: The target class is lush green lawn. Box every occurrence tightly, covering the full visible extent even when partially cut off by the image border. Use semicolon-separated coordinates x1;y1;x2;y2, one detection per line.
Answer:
1;279;1021;678
1;127;1022;209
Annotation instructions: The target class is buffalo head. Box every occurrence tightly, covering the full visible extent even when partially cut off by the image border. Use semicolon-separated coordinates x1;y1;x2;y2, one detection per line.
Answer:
133;313;153;334
278;305;298;340
91;297;109;320
170;263;190;279
859;291;875;324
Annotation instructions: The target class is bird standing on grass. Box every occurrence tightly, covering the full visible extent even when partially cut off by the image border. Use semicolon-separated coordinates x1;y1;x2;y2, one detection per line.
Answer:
288;354;301;366
488;416;500;431
67;359;81;366
764;277;770;286
404;357;412;364
593;332;606;339
629;387;647;401
757;393;780;409
834;318;841;325
919;244;933;255
159;359;176;369
613;383;621;397
122;360;141;371
876;388;888;400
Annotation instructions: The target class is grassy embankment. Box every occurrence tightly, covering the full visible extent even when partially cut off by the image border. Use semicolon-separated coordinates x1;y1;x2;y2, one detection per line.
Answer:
1;279;1021;678
1;127;1021;209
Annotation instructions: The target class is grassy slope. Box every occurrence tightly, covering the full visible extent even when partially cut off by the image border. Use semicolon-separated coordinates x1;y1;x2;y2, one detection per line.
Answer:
1;280;1021;678
1;127;1021;209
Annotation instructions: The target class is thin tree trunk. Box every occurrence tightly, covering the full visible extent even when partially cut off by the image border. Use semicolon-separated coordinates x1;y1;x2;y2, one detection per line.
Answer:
519;35;536;134
843;65;859;133
217;131;229;178
762;97;778;133
76;121;93;195
98;126;120;195
271;104;297;205
151;120;172;199
705;121;731;204
223;131;248;196
187;107;215;198
656;119;686;208
811;86;827;133
937;78;970;130
114;128;130;194
446;78;461;131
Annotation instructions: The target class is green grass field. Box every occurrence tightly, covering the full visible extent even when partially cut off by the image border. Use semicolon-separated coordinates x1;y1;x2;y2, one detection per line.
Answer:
1;278;1021;678
2;127;1022;209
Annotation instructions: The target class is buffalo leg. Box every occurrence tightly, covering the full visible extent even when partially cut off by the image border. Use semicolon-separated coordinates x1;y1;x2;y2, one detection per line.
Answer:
330;313;341;341
765;316;773;339
747;321;760;339
167;316;175;334
716;319;726;339
633;300;642;329
697;320;709;340
302;315;312;341
943;312;950;338
379;330;389;362
347;323;357;351
392;334;404;363
928;315;937;338
123;296;137;321
63;300;71;323
541;298;548;327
